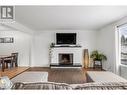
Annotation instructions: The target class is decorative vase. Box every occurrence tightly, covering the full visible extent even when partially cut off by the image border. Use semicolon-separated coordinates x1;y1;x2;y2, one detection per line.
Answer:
84;49;89;68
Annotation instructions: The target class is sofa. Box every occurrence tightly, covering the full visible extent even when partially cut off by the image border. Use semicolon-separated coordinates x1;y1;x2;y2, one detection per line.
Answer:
11;82;127;90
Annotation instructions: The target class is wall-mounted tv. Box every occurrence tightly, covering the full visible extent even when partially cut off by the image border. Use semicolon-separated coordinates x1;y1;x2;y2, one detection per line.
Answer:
56;33;76;45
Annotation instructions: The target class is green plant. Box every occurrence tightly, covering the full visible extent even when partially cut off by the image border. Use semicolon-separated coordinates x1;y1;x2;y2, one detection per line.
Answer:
90;50;107;61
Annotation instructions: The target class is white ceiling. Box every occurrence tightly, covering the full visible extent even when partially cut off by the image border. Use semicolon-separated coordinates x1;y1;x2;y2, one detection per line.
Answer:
0;24;14;31
15;6;127;31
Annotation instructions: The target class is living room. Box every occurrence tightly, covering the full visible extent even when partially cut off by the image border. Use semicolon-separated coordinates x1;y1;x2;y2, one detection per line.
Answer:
0;6;127;90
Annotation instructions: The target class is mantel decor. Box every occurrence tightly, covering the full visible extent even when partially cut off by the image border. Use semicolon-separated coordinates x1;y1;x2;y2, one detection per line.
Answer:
0;37;14;43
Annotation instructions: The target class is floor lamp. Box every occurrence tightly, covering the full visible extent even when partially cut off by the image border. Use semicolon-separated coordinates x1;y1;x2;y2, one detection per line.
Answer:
84;49;89;68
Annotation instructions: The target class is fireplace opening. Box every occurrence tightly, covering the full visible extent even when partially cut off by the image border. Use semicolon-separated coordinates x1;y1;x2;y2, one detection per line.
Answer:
59;53;73;65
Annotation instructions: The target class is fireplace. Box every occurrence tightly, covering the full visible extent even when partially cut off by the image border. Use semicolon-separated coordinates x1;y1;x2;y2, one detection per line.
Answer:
59;53;73;65
50;47;82;68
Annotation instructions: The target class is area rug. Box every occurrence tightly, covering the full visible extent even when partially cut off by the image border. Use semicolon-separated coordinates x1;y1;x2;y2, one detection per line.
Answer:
87;71;127;82
11;72;48;83
48;68;86;84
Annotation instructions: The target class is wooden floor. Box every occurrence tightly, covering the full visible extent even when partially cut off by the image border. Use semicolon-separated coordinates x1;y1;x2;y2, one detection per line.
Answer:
49;68;86;84
0;67;103;84
28;67;103;84
0;67;29;79
28;68;86;84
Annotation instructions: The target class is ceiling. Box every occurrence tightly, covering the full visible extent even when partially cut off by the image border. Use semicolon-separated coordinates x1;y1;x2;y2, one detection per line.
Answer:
15;6;127;31
0;24;14;31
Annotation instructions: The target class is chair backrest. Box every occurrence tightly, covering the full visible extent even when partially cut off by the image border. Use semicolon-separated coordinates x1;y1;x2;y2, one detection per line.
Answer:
11;53;18;56
11;53;18;67
0;58;2;65
11;53;18;61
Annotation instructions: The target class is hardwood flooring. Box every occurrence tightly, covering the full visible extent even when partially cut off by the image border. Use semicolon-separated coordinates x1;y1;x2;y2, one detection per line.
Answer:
0;67;29;79
29;68;86;84
48;68;86;84
28;67;100;84
0;67;103;84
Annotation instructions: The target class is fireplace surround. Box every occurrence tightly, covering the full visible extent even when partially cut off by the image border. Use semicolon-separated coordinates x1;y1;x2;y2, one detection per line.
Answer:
50;46;82;68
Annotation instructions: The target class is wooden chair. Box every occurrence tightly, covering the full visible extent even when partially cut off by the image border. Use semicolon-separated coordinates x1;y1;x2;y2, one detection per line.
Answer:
3;56;13;69
0;58;1;68
0;58;6;72
0;58;3;71
3;53;18;70
11;53;18;67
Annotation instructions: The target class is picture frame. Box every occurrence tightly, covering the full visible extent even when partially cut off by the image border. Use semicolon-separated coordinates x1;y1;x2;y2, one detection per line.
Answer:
0;38;4;43
4;37;14;43
0;37;14;43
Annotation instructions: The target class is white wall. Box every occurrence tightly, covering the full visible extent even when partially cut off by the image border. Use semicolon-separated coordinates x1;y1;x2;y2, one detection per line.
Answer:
97;25;116;72
31;30;97;67
97;17;127;75
0;30;32;66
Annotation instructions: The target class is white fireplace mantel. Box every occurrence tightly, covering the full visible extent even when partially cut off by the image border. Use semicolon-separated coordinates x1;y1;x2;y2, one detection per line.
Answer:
50;47;83;67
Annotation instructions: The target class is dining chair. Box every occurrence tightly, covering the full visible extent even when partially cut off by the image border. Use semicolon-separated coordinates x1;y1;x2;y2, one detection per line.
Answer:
11;53;18;67
0;58;5;72
3;53;18;70
0;58;2;70
3;56;13;69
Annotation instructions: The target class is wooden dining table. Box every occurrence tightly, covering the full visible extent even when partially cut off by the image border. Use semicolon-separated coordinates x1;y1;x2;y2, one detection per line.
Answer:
0;55;14;72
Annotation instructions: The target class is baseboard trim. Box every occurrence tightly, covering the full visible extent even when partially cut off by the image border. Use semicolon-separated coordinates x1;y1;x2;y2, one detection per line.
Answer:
50;64;82;68
50;67;82;68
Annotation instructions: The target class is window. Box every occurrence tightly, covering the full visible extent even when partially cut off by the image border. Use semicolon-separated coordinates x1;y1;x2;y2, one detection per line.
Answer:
118;25;127;65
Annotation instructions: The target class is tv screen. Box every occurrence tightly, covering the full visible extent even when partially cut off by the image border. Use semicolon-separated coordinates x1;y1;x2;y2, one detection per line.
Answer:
56;33;76;45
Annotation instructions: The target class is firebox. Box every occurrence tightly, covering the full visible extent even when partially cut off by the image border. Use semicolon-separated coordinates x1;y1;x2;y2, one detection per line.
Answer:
59;53;73;65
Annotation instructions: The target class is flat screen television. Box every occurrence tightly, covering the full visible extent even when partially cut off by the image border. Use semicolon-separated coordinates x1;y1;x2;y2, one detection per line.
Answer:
56;33;76;45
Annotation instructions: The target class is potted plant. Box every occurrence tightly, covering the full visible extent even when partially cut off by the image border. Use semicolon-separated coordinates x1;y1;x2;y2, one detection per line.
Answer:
90;50;107;69
90;50;107;61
